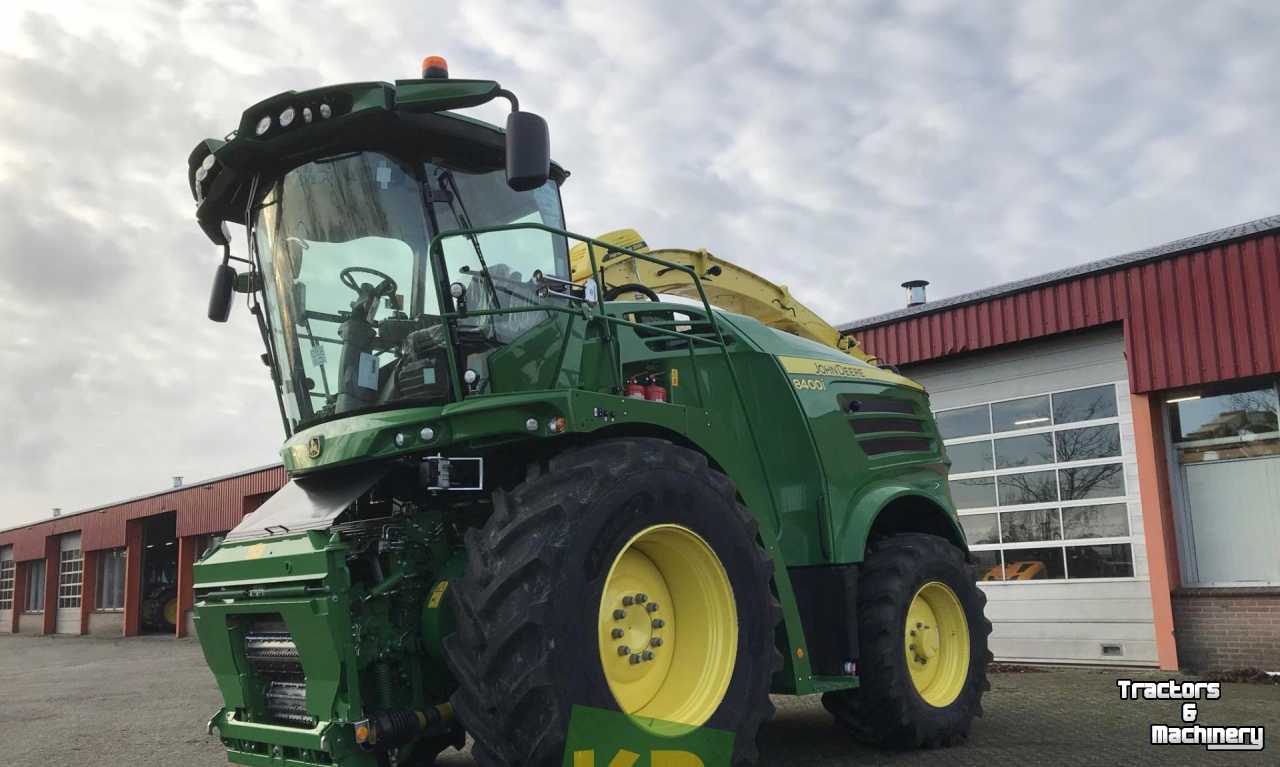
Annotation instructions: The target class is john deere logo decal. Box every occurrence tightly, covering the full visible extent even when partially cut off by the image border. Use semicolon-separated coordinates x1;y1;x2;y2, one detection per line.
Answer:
307;435;324;459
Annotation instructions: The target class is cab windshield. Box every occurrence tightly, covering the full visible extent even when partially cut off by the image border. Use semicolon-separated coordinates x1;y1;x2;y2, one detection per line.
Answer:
253;150;568;432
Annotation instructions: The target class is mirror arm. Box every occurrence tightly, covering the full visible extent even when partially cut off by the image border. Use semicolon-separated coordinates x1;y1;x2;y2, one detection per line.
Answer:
221;243;253;268
495;88;520;112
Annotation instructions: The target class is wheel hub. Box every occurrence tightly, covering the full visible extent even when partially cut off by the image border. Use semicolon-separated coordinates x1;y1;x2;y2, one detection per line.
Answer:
601;551;675;693
597;524;737;727
909;618;940;663
904;581;970;708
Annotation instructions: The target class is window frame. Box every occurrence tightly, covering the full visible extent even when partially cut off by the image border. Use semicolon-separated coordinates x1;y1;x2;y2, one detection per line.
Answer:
1168;379;1280;449
1166;377;1280;588
25;559;46;613
936;381;1136;584
95;548;127;612
57;548;83;610
0;554;14;611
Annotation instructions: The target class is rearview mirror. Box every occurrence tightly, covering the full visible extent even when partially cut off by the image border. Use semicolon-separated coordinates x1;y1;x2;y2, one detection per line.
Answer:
208;263;236;322
505;111;550;192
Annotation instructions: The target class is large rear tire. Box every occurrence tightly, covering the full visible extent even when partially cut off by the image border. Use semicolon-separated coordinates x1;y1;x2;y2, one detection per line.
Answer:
823;533;990;748
445;437;779;766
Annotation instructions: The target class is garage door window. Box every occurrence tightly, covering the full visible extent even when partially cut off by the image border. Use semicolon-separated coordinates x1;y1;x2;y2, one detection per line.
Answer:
96;548;126;610
0;556;14;610
57;548;83;609
939;382;1134;582
25;560;45;612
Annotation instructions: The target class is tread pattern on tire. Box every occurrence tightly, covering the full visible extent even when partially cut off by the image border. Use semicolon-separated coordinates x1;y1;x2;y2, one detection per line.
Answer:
822;533;991;749
445;437;780;767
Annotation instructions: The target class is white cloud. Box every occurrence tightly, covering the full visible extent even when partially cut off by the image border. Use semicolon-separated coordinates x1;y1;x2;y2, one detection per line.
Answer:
1;0;1278;525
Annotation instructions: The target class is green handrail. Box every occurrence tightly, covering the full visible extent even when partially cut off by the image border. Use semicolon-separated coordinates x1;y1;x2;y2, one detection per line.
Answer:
427;223;731;403
427;222;780;528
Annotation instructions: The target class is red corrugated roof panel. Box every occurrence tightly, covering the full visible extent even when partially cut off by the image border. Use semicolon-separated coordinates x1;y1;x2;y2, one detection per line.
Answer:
0;465;287;560
852;231;1280;394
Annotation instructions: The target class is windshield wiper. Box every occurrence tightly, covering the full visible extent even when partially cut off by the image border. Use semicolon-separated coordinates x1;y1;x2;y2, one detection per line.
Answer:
433;169;502;309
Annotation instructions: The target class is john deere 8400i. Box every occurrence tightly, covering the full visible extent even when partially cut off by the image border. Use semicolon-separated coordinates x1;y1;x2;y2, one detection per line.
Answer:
188;58;989;767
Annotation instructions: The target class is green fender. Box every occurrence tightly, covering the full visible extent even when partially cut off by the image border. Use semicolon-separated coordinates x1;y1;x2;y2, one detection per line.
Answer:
832;477;968;563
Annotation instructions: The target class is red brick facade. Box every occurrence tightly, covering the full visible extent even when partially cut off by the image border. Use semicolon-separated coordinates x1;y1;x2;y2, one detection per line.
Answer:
1170;588;1280;671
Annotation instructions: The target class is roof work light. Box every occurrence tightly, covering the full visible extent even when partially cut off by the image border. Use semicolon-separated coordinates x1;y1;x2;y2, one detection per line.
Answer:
422;55;449;79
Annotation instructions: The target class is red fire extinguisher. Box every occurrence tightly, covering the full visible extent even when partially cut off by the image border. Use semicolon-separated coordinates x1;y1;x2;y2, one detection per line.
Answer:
624;375;647;399
644;373;667;402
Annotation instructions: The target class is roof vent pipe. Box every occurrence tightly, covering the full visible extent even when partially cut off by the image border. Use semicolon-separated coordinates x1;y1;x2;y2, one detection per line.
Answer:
173;476;184;488
52;507;61;517
901;279;929;307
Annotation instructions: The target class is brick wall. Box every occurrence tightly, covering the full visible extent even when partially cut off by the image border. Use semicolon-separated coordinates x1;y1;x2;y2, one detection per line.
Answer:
1172;588;1280;671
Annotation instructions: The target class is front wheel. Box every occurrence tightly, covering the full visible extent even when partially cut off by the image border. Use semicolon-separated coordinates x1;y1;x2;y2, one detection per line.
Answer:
823;533;990;748
445;438;780;767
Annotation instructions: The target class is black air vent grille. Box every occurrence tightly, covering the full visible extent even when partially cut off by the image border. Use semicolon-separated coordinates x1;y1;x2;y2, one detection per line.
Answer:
851;418;925;435
861;437;932;456
839;394;916;415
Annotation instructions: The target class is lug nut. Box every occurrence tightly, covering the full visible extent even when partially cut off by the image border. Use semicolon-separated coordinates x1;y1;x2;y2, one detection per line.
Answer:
650;638;663;648
613;609;626;620
618;646;631;656
630;654;642;665
652;619;665;629
623;595;635;606
612;629;624;640
642;650;655;661
635;593;648;603
646;603;659;613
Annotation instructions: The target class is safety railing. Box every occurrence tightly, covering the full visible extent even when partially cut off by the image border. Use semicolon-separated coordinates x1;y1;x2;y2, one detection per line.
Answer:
427;222;737;409
427;221;782;536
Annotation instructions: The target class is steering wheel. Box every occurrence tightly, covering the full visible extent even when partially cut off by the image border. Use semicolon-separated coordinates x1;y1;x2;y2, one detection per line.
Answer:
339;266;398;297
604;282;660;302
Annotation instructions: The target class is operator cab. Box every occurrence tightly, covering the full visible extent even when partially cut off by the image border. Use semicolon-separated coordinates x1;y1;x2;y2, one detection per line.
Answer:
190;60;574;435
251;150;570;430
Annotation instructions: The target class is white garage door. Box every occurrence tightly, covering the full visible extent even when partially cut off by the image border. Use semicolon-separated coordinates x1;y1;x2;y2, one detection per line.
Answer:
903;327;1156;666
55;533;83;635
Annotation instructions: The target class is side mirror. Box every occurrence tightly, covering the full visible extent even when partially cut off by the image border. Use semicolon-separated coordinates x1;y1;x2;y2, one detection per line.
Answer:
505;111;550;192
208;263;236;322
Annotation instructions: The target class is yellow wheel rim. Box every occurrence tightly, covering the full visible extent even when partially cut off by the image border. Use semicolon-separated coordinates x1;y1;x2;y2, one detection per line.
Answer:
163;598;179;627
904;581;969;707
597;524;737;727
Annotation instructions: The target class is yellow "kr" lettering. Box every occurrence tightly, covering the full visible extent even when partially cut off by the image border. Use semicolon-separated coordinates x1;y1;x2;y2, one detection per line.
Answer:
573;751;704;767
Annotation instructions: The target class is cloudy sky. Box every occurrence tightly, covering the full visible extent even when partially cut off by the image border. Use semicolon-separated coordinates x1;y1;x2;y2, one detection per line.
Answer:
1;1;1278;527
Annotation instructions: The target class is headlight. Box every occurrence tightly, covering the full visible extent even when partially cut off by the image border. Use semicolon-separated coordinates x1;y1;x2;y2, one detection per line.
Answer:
279;106;296;127
255;115;272;136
